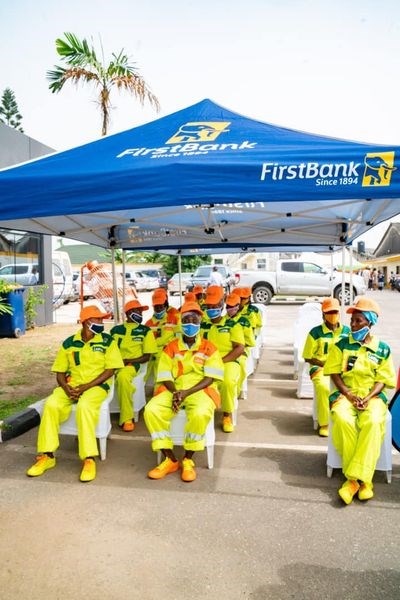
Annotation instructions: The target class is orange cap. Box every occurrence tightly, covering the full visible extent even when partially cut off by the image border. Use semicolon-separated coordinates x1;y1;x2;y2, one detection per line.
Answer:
124;299;149;312
184;292;196;302
321;297;340;313
226;293;241;307
205;285;224;304
80;304;110;322
152;288;168;305
237;287;252;298
346;297;380;315
193;284;204;294
181;301;203;315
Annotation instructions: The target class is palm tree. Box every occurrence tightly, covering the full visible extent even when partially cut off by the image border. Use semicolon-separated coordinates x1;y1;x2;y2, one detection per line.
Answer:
47;32;160;136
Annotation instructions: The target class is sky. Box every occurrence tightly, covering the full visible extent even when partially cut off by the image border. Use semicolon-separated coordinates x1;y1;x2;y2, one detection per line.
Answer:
1;0;400;250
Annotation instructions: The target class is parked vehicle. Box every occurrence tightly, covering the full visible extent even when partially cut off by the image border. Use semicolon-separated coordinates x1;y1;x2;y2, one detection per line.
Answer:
0;262;39;286
187;265;236;294
124;271;158;292
72;271;95;301
137;268;168;289
167;273;193;295
234;259;367;305
52;251;74;304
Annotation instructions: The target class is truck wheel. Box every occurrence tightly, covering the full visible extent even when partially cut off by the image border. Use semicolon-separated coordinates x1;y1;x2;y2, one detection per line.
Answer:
333;285;356;305
253;286;273;305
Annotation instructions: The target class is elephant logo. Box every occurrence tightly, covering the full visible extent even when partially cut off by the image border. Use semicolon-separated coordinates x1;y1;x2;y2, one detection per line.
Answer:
362;151;396;186
166;121;230;144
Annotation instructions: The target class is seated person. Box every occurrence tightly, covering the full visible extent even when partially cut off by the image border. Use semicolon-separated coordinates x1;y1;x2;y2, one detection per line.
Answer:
302;298;350;437
225;292;255;399
144;301;224;482
324;298;396;504
110;299;157;431
201;286;245;432
26;305;123;482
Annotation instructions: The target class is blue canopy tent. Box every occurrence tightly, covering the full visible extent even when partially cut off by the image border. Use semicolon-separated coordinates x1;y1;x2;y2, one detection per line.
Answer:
0;98;400;252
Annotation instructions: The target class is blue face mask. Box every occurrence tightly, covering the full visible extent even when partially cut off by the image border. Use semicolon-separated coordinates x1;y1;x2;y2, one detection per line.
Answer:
352;326;369;342
89;322;104;335
154;309;166;320
206;307;222;319
128;312;143;325
181;323;201;338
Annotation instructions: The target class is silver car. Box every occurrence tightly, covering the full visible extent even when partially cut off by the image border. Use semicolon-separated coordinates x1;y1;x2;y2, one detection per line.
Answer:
167;273;193;295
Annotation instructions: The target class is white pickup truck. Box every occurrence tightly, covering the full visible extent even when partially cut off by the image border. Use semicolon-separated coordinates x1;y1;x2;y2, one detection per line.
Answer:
234;259;367;305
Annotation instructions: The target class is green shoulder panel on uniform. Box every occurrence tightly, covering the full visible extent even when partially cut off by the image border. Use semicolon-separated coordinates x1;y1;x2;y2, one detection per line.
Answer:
336;336;359;352
237;315;251;328
225;318;237;329
248;304;260;313
110;324;126;336
309;324;325;340
377;340;391;359
131;324;150;336
100;332;113;347
62;335;84;350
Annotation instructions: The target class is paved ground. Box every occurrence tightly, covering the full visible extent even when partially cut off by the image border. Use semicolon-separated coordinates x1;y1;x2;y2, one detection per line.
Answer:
1;290;400;599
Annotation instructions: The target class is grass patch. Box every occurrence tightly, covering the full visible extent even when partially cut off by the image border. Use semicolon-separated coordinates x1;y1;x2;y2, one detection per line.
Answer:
0;395;39;420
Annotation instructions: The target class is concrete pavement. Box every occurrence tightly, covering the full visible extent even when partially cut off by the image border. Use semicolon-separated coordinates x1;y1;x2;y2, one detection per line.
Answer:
1;290;400;599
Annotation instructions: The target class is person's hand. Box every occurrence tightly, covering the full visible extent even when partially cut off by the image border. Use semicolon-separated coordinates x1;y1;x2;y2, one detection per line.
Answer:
172;390;187;413
68;384;89;401
345;391;363;407
356;397;369;411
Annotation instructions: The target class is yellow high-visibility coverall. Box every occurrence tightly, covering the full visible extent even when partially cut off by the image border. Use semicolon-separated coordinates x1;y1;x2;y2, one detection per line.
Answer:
145;311;179;381
144;336;224;452
37;331;124;459
110;322;157;425
324;334;396;483
303;323;350;427
230;313;255;393
201;316;245;413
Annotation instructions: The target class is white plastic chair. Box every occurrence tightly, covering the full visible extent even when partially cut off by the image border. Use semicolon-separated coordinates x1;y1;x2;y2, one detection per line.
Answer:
326;410;392;483
296;360;314;399
157;409;216;469
59;379;114;461
109;364;147;423
293;302;322;375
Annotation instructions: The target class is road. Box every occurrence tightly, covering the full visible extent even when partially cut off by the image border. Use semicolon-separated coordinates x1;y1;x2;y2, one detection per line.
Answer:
1;290;400;599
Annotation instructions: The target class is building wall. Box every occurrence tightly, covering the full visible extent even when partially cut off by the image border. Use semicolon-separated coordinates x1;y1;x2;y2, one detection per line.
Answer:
0;124;55;324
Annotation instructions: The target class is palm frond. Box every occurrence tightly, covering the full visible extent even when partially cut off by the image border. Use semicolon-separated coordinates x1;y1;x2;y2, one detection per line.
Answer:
111;74;160;111
47;65;100;93
55;32;103;73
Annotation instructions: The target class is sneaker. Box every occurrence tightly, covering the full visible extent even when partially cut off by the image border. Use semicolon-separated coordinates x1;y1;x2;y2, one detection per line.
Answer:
147;457;179;480
122;421;135;432
80;458;96;482
181;458;196;482
338;479;360;505
222;416;234;433
318;425;329;437
26;454;56;477
358;482;374;501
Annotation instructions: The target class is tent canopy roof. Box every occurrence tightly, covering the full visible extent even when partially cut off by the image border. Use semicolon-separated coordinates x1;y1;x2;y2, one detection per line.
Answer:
0;98;399;252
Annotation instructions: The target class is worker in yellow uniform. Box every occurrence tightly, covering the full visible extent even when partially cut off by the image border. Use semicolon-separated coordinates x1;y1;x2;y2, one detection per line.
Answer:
144;301;224;482
302;297;350;437
237;287;263;363
225;292;255;399
110;299;158;431
324;298;396;504
201;286;245;432
145;288;180;384
26;305;124;482
193;284;206;310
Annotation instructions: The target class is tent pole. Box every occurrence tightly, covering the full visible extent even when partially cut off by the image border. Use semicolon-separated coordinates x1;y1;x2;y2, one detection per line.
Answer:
330;251;334;297
349;245;354;305
341;246;346;319
121;250;126;313
178;253;182;308
111;247;119;324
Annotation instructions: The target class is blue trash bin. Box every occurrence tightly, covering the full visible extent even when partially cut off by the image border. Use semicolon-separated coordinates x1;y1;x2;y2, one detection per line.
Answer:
0;288;26;337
